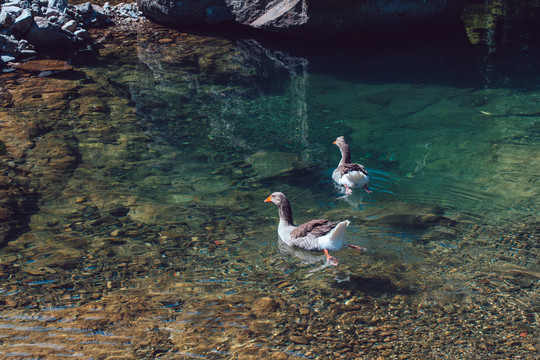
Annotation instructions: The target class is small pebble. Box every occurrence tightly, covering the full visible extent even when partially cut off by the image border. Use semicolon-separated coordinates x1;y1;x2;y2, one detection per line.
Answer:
299;308;310;315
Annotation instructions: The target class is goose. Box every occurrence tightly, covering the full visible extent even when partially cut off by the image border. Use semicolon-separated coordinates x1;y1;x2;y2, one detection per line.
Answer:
332;136;372;194
264;192;365;265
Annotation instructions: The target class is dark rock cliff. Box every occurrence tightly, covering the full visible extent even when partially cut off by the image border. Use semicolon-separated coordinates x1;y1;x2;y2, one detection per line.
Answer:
137;0;465;37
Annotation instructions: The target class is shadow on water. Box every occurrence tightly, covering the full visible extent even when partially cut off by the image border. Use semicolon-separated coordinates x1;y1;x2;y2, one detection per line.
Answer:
168;4;540;91
1;193;41;248
334;275;414;297
171;18;482;89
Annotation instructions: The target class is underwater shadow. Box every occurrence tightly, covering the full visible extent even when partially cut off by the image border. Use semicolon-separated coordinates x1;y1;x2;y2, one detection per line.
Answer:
0;191;41;249
334;274;415;297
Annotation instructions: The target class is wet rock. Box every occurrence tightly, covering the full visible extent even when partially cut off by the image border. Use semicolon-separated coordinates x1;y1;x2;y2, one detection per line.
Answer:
13;59;73;73
28;132;80;194
1;54;16;64
0;110;33;159
15;39;36;58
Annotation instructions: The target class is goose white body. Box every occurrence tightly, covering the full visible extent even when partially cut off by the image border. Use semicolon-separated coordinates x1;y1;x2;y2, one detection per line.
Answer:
332;169;369;189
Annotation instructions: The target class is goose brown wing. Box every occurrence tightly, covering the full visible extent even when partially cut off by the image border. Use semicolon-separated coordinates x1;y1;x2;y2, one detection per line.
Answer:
290;219;337;238
337;163;368;177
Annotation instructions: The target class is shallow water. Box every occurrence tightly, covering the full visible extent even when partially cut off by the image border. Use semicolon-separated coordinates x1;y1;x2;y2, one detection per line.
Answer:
0;15;539;360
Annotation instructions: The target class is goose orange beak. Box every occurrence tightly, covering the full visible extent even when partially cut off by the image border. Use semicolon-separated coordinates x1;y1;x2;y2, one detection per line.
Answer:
264;195;272;203
333;140;337;144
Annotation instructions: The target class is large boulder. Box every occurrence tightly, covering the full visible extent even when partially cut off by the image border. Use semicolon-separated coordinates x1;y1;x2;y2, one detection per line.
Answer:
137;0;465;37
26;16;75;48
137;0;232;26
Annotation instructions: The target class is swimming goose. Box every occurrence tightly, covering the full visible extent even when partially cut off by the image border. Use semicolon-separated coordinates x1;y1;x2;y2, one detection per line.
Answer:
264;192;365;265
332;136;372;194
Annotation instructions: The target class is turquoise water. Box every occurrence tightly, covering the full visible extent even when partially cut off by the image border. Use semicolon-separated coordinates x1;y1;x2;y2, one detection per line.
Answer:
125;32;538;226
0;22;538;359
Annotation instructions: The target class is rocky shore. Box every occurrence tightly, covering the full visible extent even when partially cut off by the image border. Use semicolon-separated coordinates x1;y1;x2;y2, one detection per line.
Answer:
0;0;141;67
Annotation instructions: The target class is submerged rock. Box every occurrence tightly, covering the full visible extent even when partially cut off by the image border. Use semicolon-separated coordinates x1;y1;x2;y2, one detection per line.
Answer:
251;297;279;315
13;59;74;73
245;151;305;181
355;202;454;229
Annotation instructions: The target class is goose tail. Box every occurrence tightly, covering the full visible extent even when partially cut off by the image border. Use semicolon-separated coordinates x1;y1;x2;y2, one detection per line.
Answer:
330;220;350;240
318;220;350;252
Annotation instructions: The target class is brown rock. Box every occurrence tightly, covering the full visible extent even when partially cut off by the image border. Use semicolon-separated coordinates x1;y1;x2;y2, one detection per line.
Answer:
0;110;32;159
299;308;310;315
14;60;74;73
251;297;279;315
8;76;78;110
290;335;309;344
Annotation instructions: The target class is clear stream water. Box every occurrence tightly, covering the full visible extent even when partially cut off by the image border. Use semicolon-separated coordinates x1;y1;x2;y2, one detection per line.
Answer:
0;9;539;360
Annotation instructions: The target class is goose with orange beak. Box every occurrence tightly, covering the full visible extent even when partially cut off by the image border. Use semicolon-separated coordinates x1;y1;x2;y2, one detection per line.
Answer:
264;192;365;266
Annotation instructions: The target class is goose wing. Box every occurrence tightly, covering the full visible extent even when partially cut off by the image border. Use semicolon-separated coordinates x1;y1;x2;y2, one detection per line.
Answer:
285;219;337;250
336;163;368;177
291;219;337;238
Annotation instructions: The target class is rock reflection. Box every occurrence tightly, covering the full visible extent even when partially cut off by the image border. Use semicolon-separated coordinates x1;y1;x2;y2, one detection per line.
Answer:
462;0;540;88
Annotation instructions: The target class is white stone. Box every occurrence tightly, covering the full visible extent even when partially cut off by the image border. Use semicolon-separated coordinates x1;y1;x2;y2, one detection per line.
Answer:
0;6;22;28
61;19;78;33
